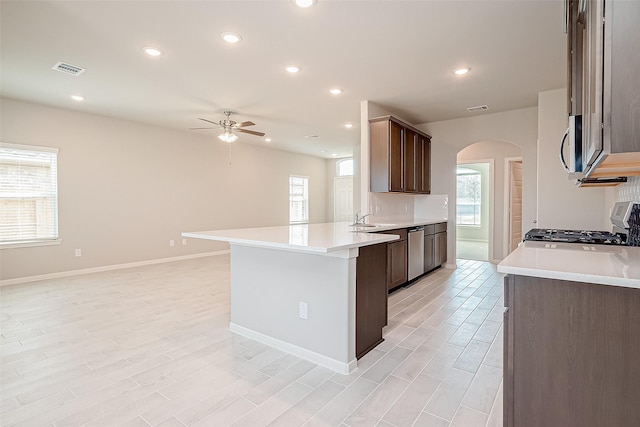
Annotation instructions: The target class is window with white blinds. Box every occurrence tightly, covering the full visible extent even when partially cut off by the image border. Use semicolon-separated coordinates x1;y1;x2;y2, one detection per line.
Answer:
289;175;309;224
0;143;59;245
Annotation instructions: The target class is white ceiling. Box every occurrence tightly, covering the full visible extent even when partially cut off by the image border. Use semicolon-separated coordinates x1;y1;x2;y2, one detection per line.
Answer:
1;0;567;158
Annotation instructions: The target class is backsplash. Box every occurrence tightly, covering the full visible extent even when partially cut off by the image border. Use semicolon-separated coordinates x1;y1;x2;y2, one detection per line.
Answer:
368;193;448;223
616;176;640;202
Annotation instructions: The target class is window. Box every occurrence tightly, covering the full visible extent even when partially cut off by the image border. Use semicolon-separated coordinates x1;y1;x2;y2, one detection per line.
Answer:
289;175;309;224
456;167;481;226
337;158;353;176
0;143;59;245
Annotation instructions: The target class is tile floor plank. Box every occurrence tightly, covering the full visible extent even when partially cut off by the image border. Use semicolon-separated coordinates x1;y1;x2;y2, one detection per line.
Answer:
0;256;504;427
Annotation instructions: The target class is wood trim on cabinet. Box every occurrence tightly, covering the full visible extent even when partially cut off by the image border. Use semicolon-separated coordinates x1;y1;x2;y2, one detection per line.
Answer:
355;243;388;359
504;274;640;427
503;275;515;427
404;128;417;192
369;115;432;193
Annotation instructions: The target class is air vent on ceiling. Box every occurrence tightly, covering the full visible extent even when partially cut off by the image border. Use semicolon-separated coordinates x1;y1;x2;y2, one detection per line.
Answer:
466;105;489;113
52;62;86;76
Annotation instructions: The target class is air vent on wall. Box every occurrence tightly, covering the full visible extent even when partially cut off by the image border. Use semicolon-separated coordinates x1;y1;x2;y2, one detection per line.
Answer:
52;62;86;76
466;105;489;113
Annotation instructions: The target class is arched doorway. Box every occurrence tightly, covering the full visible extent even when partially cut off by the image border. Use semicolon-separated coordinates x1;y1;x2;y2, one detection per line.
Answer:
457;140;522;262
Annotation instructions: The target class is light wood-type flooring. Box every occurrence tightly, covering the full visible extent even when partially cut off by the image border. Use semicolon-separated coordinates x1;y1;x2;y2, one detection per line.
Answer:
1;255;504;427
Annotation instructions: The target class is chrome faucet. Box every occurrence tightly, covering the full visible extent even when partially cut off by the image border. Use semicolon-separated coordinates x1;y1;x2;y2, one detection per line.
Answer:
353;212;371;225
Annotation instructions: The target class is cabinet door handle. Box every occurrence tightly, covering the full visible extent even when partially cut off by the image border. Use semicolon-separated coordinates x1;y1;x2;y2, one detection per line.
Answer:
560;126;570;172
564;0;569;33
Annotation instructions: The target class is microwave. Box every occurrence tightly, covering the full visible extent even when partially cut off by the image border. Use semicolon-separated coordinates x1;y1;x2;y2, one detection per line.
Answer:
562;0;640;186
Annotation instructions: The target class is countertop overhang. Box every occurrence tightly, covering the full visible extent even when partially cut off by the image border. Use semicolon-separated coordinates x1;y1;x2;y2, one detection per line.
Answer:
182;222;405;254
497;241;640;289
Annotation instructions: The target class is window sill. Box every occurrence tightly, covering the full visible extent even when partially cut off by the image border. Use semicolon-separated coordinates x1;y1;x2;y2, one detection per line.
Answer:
456;224;482;228
0;239;62;249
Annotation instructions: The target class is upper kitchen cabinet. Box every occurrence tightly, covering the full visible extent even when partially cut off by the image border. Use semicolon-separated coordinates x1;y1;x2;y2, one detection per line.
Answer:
370;116;431;194
565;0;640;186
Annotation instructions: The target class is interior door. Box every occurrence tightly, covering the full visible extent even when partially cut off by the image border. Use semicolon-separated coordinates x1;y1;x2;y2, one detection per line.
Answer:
334;176;353;222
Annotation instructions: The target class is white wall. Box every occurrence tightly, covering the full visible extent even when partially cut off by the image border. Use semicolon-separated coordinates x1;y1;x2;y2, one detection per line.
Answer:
421;107;539;263
457;141;523;259
536;89;607;230
0;98;327;281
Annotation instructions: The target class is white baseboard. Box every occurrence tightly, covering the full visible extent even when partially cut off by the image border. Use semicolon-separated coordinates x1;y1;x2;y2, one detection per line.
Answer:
0;250;230;287
229;322;357;375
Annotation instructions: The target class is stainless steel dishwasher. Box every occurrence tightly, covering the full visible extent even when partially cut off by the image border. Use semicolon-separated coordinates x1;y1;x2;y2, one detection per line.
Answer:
407;226;425;281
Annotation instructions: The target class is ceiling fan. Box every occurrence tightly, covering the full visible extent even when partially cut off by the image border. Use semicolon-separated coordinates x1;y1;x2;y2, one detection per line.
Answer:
190;110;265;143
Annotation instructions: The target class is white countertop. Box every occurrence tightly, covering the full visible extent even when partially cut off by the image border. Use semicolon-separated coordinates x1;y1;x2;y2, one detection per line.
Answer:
351;219;447;233
182;222;402;254
497;241;640;289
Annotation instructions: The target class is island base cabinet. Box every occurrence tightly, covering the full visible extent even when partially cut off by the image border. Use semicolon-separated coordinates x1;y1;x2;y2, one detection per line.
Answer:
504;275;640;427
377;228;408;292
355;243;388;359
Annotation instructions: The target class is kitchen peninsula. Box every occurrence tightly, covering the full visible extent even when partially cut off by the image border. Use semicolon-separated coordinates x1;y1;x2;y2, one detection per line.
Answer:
182;222;400;374
497;241;640;427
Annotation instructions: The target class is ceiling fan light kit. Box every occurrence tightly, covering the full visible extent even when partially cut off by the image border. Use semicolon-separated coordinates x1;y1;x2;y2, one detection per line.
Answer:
191;110;265;143
292;0;316;8
218;130;239;143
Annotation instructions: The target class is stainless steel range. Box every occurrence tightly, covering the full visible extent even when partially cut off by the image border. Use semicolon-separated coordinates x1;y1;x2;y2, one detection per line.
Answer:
524;229;625;245
524;201;639;247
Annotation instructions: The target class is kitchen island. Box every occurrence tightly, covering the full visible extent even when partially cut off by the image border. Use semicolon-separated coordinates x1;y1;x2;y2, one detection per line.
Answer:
497;241;640;427
182;222;399;374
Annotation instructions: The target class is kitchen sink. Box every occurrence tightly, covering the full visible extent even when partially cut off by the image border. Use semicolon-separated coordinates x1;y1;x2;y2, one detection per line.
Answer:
349;223;397;229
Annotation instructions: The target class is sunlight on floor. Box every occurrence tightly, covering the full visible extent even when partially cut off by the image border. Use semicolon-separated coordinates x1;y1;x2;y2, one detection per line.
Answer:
456;239;489;261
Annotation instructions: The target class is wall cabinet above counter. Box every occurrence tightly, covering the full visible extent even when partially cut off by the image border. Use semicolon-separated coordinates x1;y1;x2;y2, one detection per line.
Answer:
369;115;431;194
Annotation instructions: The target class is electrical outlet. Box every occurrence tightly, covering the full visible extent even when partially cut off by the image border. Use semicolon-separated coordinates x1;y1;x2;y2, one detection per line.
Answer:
182;239;187;246
299;301;308;320
75;248;82;257
169;240;175;247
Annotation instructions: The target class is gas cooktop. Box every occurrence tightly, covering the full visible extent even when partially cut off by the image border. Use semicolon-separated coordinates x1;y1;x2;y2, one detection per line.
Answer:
524;229;626;245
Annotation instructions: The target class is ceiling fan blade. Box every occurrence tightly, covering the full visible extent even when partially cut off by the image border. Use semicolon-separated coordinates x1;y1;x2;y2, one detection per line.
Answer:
237;128;266;137
189;126;221;130
235;121;255;128
198;117;221;125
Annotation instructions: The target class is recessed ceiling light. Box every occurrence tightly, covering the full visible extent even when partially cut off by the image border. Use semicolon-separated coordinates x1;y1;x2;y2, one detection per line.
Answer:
453;67;471;75
320;150;328;153
331;153;337;157
265;138;272;142
329;88;342;95
292;0;316;8
70;95;84;101
286;65;301;73
143;47;163;57
345;123;353;129
221;32;242;44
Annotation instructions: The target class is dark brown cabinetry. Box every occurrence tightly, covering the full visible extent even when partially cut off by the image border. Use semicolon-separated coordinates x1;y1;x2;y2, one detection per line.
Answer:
424;222;447;273
355;243;388;359
424;226;436;272
435;223;447;266
376;228;408;291
403;128;417;193
370;116;431;194
417;134;431;193
504;274;640;427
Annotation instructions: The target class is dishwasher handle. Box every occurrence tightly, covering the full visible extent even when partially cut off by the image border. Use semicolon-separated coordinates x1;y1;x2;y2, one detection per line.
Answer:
408;226;425;232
